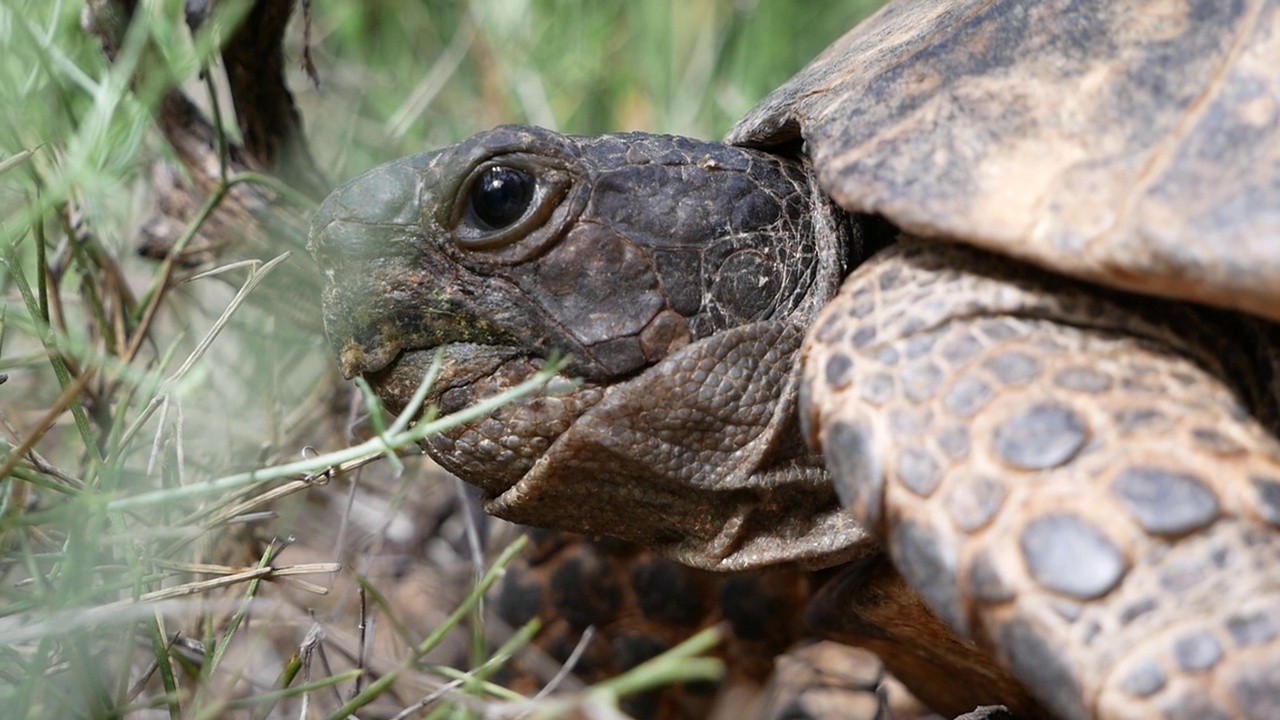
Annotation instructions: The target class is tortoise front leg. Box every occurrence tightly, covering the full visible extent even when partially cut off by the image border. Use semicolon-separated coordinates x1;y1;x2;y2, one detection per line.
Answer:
802;238;1280;720
806;547;1049;717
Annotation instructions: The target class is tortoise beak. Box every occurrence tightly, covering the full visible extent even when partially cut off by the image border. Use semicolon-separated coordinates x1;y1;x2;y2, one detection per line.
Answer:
308;156;436;378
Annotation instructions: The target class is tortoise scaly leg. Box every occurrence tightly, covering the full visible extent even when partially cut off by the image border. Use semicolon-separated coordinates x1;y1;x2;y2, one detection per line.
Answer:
805;547;1048;717
803;238;1280;720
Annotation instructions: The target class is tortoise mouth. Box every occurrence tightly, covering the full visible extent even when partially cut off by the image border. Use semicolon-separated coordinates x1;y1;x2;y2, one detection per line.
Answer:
363;343;534;417
365;343;606;496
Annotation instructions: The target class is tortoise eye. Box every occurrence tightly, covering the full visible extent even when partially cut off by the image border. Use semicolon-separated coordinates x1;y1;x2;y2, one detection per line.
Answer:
467;166;535;230
452;157;571;252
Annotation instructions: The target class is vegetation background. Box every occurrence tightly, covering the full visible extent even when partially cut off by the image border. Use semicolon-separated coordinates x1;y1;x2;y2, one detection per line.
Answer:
0;0;887;717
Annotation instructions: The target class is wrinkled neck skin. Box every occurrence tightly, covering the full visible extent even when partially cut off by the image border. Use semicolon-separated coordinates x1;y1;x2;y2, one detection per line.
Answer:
310;125;870;571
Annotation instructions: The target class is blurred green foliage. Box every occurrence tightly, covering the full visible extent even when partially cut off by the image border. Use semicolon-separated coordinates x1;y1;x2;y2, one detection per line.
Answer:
1;1;890;247
303;0;888;180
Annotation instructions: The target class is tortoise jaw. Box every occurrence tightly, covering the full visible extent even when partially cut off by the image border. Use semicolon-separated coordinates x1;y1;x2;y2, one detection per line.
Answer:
357;343;531;415
365;343;605;498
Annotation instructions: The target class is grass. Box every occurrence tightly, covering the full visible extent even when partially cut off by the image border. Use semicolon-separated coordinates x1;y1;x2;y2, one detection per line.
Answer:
0;0;887;717
302;0;887;180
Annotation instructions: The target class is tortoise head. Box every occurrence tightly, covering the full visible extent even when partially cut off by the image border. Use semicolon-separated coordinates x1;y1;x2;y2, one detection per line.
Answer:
309;124;866;570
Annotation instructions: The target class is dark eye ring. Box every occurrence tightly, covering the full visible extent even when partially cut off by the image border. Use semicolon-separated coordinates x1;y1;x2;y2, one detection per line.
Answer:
467;165;535;231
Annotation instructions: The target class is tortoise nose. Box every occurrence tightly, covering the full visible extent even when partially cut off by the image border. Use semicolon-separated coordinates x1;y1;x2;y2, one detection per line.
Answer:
309;156;438;378
310;159;424;257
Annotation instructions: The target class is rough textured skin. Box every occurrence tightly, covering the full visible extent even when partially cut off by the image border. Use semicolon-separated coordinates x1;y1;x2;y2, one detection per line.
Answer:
803;238;1280;719
312;125;868;572
311;2;1280;718
807;549;1048;717
310;126;1016;715
730;0;1280;323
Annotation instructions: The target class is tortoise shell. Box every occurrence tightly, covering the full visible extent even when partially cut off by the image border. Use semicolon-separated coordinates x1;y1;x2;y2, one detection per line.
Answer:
729;0;1280;323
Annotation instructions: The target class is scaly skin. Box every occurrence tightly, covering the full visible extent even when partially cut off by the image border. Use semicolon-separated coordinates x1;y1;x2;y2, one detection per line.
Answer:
310;124;1280;718
311;125;865;572
312;127;1044;717
803;239;1280;718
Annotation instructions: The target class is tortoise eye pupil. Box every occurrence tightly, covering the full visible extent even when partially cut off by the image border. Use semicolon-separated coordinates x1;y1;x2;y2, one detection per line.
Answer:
469;166;535;230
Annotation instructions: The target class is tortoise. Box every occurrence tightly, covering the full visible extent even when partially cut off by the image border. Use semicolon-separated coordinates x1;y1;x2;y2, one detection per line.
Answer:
308;0;1280;717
